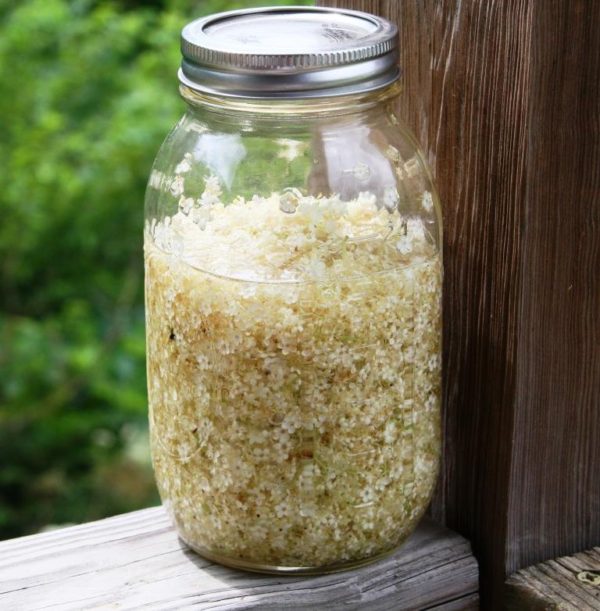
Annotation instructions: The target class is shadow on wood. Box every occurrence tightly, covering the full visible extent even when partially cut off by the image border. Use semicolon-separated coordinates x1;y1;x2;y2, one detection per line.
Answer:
0;507;478;610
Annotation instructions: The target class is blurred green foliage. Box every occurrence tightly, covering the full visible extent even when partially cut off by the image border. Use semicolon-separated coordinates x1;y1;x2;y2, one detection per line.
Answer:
0;0;311;539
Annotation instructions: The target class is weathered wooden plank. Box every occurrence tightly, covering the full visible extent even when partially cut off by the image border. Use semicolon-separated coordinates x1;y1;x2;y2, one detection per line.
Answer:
427;593;480;610
318;1;600;608
505;547;600;610
0;507;478;610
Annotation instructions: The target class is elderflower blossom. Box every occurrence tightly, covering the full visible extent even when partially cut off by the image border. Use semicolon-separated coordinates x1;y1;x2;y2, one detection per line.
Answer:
175;153;193;175
145;188;441;569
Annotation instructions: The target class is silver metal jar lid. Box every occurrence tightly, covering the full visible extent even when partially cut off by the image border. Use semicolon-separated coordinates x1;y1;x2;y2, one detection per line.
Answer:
179;6;399;99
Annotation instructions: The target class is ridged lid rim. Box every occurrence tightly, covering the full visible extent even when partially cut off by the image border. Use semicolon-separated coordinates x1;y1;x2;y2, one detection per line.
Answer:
181;6;397;71
179;6;399;98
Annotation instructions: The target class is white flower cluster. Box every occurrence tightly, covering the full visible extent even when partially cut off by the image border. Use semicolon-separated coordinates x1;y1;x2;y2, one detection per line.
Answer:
145;188;442;571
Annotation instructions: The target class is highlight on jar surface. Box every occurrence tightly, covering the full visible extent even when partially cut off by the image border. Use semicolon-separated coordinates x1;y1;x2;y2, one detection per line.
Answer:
144;6;443;574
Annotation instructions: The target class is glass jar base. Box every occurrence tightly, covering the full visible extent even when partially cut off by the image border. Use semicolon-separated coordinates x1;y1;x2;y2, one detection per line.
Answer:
179;535;406;575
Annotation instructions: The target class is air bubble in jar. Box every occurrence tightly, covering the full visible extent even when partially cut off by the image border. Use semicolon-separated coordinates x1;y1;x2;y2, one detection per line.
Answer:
279;187;303;214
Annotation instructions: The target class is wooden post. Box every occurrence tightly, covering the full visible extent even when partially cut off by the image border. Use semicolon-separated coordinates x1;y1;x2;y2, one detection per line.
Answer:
318;0;600;607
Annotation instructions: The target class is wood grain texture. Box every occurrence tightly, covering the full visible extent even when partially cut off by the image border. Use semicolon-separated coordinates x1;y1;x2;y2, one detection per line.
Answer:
0;507;479;610
505;546;600;610
318;1;600;608
510;0;600;573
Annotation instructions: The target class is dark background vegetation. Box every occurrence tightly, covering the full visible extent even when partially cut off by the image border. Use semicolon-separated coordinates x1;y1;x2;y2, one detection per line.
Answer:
0;0;310;540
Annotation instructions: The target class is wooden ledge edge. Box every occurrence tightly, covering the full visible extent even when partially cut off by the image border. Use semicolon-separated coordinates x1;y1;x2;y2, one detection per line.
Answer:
0;506;479;610
505;546;600;610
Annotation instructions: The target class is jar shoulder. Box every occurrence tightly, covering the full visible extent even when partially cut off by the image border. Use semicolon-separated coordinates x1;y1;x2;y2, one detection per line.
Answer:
146;104;442;249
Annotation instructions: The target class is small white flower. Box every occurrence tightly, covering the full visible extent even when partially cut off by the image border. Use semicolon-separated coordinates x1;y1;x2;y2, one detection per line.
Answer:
175;153;193;174
360;487;375;504
178;196;194;215
427;354;441;371
396;236;412;254
169;175;185;197
384;420;397;444
407;218;426;242
191;206;211;229
299;502;317;517
356;191;377;207
199;175;222;206
248;430;267;444
383;187;399;211
425;395;437;411
274;502;288;518
281;414;300;434
296;201;324;226
422;191;434;212
363;521;374;530
305;257;327;279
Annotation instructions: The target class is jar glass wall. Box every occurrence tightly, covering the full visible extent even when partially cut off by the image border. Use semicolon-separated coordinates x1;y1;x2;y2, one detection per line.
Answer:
145;5;442;574
144;84;442;573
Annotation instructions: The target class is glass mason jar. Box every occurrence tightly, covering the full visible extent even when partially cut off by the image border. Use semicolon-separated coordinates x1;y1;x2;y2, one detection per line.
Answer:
144;7;442;574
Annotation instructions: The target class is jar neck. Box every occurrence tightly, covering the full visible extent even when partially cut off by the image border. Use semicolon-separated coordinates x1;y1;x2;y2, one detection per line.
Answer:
179;81;402;121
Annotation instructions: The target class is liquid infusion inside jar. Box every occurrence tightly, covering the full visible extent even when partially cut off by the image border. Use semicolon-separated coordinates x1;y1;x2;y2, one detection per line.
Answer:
144;181;441;569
